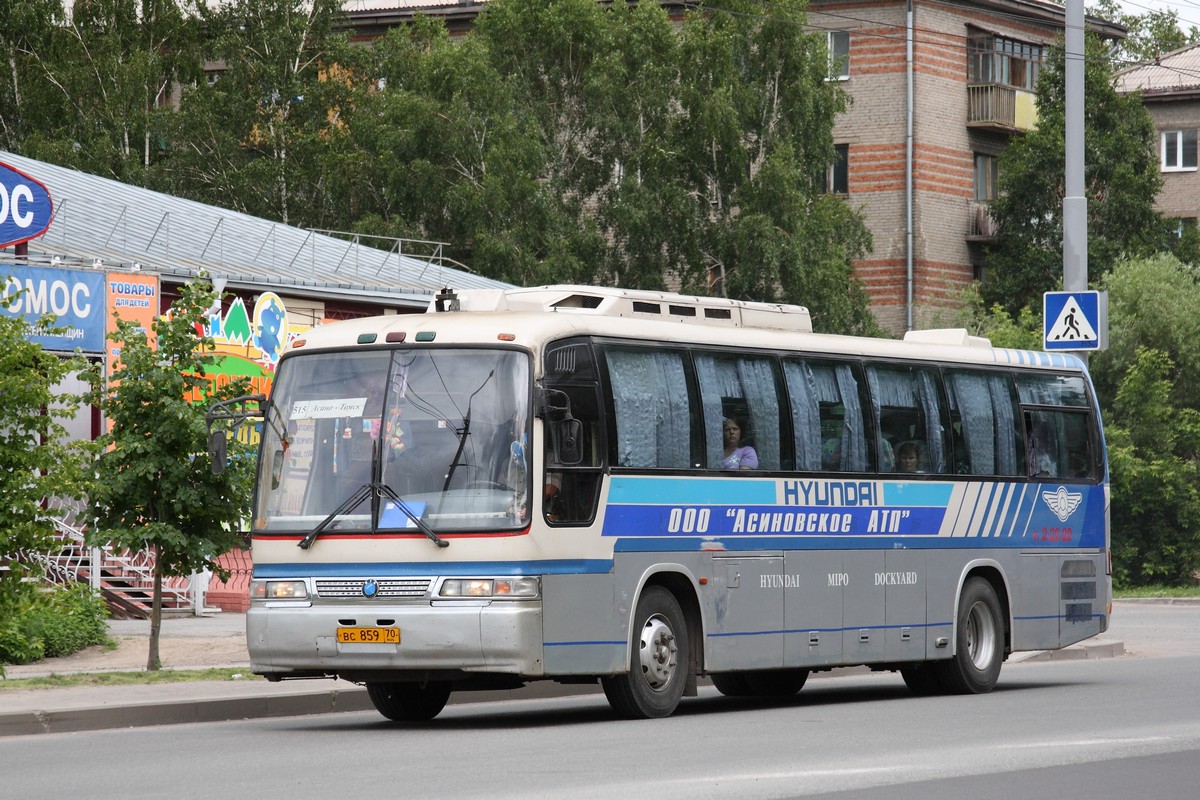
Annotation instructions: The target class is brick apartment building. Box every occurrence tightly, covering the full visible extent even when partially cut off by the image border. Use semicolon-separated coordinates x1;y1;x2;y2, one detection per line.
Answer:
343;1;1123;334
804;0;1122;332
1116;43;1200;240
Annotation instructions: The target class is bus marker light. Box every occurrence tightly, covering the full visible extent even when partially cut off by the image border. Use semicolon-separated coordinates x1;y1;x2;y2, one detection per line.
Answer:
498;333;516;341
386;332;406;343
292;339;306;349
415;331;436;342
357;333;378;344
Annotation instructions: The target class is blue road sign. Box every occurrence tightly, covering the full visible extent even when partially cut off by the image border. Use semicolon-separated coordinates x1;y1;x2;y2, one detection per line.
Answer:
1044;290;1102;351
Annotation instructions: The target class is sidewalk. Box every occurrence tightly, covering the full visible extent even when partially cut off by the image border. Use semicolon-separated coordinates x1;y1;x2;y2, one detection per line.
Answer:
0;611;602;736
0;610;1126;737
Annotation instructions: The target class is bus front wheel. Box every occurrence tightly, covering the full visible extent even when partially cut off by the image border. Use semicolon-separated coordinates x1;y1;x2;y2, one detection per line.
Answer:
934;577;1004;694
601;586;690;719
366;680;452;721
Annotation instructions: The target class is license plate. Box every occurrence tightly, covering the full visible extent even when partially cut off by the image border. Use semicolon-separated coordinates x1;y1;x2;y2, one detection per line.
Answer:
336;627;400;644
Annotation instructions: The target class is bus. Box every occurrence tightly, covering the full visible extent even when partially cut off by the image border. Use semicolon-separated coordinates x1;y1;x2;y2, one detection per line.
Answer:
211;284;1111;720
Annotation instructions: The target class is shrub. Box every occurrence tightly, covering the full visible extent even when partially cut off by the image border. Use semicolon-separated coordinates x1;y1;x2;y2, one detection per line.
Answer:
0;584;110;669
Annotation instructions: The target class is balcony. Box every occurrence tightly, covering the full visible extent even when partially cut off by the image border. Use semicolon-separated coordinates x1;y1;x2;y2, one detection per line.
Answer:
967;85;1038;133
967;201;997;242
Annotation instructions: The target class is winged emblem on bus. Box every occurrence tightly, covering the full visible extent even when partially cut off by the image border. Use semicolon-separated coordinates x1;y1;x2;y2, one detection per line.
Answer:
1041;486;1083;522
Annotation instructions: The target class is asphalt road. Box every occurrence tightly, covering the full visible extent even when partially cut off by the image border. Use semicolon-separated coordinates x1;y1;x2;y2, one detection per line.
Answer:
2;600;1198;800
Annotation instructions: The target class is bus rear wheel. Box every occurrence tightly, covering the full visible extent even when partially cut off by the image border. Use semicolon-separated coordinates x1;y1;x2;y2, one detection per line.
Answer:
601;586;690;719
711;672;752;697
744;668;809;697
933;577;1004;694
366;680;452;721
900;664;943;696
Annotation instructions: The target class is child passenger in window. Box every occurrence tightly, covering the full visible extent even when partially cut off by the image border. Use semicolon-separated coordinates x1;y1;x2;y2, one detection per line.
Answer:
722;417;758;470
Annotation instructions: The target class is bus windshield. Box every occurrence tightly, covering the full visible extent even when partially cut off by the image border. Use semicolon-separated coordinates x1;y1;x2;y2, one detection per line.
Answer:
255;347;531;535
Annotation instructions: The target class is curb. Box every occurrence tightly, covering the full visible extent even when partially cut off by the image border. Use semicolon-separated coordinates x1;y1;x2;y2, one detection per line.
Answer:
0;685;373;737
1010;638;1125;663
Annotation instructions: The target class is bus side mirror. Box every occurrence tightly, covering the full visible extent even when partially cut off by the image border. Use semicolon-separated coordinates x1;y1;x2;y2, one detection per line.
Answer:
557;418;583;465
210;431;228;474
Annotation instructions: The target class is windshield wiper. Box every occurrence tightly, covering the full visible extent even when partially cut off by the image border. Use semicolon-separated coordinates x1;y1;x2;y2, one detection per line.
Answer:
442;370;494;493
298;482;447;550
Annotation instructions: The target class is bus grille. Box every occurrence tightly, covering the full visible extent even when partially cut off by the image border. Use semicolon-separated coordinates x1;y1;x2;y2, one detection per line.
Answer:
315;578;432;599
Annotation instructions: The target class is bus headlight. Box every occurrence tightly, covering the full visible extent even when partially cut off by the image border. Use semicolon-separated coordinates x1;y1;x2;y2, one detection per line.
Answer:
250;580;309;600
439;577;539;598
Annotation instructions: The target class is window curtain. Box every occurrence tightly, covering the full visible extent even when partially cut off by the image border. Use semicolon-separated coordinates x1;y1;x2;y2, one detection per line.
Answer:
784;360;822;470
607;350;691;469
834;364;868;472
948;372;1019;475
694;355;739;469
737;358;780;470
916;370;946;473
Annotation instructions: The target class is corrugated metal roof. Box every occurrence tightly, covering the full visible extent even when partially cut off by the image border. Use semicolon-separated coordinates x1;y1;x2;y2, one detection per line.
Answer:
1116;42;1200;96
0;150;509;309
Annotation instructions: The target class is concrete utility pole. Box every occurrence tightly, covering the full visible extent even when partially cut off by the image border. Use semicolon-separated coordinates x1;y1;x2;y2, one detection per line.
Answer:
1063;0;1087;294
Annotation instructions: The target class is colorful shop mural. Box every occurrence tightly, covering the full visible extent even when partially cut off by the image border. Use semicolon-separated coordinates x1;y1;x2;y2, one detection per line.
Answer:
200;291;311;445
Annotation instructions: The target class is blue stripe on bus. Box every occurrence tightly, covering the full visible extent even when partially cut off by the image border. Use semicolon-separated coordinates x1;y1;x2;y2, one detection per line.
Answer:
611;535;1105;552
704;611;1105;640
544;640;625;647
253;559;614;578
608;476;777;505
602;504;949;538
880;482;954;505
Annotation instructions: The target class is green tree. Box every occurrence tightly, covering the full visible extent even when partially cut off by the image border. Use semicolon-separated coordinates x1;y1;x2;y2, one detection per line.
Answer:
983;34;1167;314
942;283;1043;351
1090;253;1200;411
86;279;254;670
156;0;354;227
1090;0;1199;67
350;0;876;332
0;293;93;671
0;0;64;152
1105;348;1200;586
10;0;203;181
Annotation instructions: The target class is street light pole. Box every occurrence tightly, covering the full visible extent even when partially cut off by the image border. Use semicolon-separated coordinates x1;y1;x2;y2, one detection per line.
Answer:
1063;0;1087;295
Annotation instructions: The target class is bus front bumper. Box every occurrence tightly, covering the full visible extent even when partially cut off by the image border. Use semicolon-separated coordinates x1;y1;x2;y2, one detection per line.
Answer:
246;600;545;678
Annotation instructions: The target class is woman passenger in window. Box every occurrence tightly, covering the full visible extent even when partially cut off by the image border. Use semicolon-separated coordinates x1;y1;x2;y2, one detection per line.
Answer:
722;417;758;470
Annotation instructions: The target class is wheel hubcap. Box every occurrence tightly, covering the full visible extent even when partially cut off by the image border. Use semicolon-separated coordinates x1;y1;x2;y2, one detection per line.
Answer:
965;601;997;670
638;614;678;691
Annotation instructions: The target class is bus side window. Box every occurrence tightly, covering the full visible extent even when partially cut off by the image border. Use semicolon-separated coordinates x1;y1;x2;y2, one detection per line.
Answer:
543;339;605;525
867;365;951;475
785;360;869;473
694;352;783;472
605;348;695;469
945;369;1024;476
1015;373;1095;482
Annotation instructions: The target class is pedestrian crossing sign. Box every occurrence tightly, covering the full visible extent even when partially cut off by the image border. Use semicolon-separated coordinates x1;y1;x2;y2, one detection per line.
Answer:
1043;290;1105;351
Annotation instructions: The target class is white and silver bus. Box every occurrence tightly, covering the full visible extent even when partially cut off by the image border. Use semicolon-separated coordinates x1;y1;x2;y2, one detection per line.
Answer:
222;285;1111;720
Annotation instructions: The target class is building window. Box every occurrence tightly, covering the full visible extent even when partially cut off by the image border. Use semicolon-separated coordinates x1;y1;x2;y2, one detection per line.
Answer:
974;154;999;201
1162;130;1198;171
968;32;1043;90
1170;217;1197;243
823;144;849;194
828;31;849;80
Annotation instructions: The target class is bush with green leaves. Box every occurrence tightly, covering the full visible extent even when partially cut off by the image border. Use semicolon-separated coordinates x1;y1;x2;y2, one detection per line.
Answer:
0;584;110;670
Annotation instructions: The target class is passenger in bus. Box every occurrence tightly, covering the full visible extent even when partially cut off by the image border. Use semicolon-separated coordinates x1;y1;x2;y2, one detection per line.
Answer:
722;417;758;470
896;441;924;473
1026;418;1061;478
